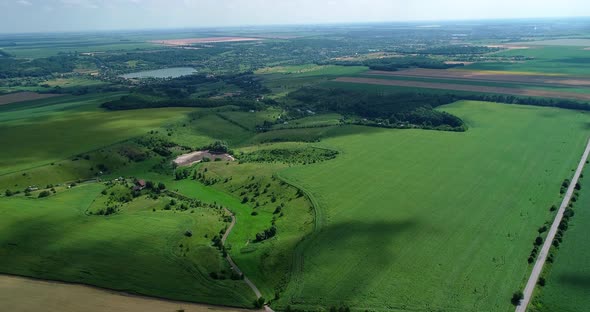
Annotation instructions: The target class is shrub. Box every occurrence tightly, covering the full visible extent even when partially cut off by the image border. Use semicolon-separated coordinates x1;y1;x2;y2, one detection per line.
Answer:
4;189;13;197
184;230;193;237
538;225;547;233
511;291;524;306
538;277;546;286
38;190;51;198
253;297;265;308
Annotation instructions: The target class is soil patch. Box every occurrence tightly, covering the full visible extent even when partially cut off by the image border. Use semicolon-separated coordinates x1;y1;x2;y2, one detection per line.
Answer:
365;68;590;87
334;77;590;101
0;274;250;312
0;92;63;106
174;150;235;167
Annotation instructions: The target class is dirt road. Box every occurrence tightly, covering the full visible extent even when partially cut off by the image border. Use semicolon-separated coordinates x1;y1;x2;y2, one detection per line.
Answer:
515;138;590;312
0;274;250;312
334;77;590;102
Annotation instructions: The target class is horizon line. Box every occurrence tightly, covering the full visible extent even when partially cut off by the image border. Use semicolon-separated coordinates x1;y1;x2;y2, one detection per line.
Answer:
1;15;589;36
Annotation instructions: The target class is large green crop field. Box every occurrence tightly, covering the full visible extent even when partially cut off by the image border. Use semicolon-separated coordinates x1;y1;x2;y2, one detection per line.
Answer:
275;101;590;311
530;172;590;312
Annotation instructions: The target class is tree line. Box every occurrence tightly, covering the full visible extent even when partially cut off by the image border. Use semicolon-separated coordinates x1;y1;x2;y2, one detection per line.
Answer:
287;87;465;130
100;94;261;111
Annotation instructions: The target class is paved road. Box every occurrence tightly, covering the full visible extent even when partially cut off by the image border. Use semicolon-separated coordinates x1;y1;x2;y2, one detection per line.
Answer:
516;138;590;312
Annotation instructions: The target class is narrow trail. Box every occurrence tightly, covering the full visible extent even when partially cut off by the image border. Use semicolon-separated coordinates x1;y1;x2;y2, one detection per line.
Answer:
516;137;590;312
222;208;274;312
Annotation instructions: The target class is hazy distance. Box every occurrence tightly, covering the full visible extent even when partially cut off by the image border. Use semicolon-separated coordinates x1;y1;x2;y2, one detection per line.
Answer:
1;0;589;33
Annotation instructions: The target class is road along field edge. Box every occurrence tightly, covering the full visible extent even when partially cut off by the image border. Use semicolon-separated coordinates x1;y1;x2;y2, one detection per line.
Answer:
516;137;590;312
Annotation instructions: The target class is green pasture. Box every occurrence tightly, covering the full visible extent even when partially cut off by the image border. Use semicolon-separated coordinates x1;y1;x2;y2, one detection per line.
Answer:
272;113;343;130
276;101;590;311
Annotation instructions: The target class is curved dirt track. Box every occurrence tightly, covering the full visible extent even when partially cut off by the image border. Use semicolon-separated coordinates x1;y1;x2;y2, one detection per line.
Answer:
222;209;274;312
221;208;262;299
0;274;252;312
516;138;590;312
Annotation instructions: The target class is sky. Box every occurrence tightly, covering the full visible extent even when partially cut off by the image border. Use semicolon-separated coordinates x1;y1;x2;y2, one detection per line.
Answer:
0;0;589;33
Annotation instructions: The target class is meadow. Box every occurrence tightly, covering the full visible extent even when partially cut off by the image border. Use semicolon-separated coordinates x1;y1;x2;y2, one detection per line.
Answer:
276;101;590;311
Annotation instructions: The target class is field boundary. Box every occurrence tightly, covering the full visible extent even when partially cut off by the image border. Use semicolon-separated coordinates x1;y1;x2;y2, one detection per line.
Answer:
516;137;590;312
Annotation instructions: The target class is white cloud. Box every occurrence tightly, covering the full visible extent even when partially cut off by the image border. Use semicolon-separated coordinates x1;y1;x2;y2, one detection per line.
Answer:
16;0;32;6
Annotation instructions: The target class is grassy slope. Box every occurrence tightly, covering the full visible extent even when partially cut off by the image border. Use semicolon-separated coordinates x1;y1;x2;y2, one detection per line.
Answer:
0;183;254;307
0;94;194;175
277;101;590;311
530;173;590;311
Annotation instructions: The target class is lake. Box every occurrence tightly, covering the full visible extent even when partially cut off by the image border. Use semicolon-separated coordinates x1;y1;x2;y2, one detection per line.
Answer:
120;67;197;79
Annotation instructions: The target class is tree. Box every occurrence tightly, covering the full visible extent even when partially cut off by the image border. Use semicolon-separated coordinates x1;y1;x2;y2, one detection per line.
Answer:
534;236;543;246
253;297;265;308
4;189;13;197
158;182;166;190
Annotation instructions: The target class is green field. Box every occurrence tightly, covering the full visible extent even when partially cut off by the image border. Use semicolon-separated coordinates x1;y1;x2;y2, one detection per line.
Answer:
530;172;590;312
275;101;590;311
